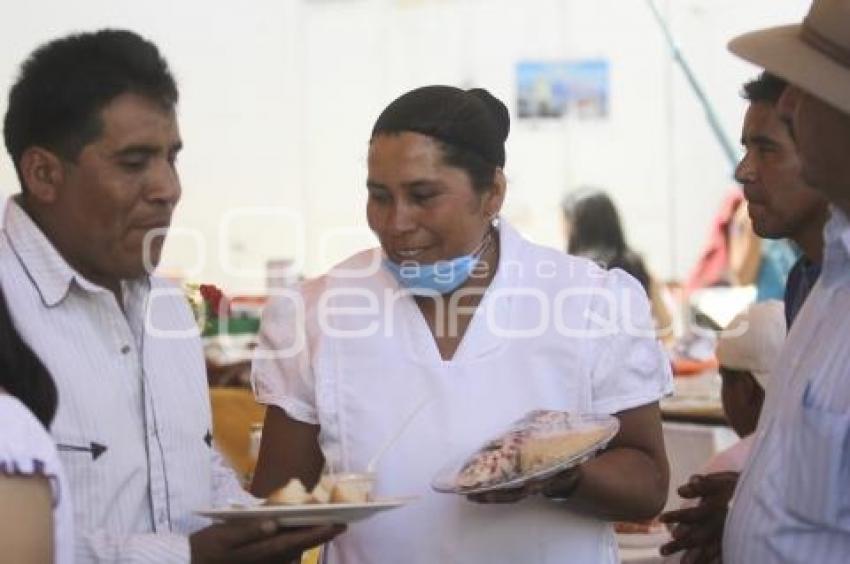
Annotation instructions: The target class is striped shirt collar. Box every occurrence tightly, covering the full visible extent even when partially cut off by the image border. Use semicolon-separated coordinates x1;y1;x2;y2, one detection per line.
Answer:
825;205;850;247
820;205;850;287
833;209;850;256
3;198;147;308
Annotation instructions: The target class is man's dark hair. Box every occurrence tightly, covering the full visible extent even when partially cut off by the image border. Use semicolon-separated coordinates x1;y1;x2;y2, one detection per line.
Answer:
741;71;787;105
3;29;178;191
0;288;57;429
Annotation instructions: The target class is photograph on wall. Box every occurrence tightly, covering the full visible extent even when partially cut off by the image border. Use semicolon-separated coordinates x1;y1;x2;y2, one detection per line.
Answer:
516;59;609;119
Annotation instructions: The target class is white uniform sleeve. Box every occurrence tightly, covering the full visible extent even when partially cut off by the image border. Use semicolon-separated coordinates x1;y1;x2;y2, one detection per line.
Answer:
0;397;61;503
251;287;319;425
587;268;673;414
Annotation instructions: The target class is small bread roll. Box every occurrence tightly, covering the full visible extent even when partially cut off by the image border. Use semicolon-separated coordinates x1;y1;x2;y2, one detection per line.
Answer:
309;482;332;504
330;481;369;503
266;478;311;505
318;475;337;491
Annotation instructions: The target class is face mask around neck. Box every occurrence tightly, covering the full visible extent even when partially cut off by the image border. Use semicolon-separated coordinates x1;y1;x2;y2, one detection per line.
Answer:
383;228;495;296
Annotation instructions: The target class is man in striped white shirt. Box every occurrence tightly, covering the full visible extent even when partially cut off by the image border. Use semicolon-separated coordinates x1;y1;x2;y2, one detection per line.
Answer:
1;30;341;562
718;1;850;562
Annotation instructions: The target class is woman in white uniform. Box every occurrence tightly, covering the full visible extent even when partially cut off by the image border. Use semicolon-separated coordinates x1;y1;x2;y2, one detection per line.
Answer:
251;86;672;563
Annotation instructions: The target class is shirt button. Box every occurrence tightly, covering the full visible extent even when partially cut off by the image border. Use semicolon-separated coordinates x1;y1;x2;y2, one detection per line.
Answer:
120;345;131;354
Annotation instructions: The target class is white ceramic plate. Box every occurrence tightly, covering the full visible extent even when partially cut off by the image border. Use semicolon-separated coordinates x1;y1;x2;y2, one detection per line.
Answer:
196;497;415;526
616;530;670;549
432;413;619;495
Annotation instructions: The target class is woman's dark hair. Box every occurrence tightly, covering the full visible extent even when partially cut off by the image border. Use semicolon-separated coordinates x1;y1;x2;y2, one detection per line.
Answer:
437;142;500;192
561;188;651;292
0;289;57;428
371;85;509;192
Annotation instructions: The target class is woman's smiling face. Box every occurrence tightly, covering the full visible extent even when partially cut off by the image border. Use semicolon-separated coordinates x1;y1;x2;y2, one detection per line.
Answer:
366;131;504;265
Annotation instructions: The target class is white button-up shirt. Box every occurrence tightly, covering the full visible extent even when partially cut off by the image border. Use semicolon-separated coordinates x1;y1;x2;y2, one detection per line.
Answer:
0;199;254;563
724;207;850;563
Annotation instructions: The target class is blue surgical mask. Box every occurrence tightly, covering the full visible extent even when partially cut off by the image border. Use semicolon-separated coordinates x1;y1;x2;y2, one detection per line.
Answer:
383;228;495;296
383;254;479;295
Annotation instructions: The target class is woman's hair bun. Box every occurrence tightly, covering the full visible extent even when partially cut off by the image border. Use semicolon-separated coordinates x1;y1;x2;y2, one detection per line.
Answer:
371;84;509;167
467;88;510;142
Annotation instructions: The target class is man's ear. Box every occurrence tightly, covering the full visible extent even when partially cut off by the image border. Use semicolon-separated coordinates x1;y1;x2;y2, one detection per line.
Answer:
19;147;65;204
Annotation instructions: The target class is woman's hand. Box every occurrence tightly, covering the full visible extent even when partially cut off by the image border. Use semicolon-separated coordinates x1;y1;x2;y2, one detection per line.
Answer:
466;466;582;504
560;403;669;521
467;402;668;521
251;406;325;497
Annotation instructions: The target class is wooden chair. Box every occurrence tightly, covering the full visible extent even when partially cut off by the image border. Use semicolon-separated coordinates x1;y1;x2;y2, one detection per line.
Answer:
209;387;266;481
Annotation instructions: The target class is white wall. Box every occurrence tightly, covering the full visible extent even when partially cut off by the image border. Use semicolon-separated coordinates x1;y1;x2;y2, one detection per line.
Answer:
0;0;811;293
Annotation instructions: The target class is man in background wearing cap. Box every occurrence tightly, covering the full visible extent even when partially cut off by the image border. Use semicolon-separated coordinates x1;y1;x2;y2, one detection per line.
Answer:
710;301;786;473
717;0;850;561
661;302;786;563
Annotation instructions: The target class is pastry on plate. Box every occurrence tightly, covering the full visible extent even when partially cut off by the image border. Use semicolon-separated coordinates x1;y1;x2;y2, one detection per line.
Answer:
519;427;611;473
266;478;311;505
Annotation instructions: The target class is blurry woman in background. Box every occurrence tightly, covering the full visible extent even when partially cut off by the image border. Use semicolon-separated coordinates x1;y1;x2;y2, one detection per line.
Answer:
561;188;673;341
0;289;72;563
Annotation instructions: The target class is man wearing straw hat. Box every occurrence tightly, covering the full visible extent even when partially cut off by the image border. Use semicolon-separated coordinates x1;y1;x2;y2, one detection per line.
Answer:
717;1;850;562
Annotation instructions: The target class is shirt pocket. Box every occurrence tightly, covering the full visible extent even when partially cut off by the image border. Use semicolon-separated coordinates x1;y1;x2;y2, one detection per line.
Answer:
784;383;850;525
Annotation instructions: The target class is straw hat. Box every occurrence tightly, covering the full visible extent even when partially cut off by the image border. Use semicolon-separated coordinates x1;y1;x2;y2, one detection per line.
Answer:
729;0;850;116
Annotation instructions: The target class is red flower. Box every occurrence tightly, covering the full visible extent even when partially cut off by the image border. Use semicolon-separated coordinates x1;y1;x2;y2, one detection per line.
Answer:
199;284;230;318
